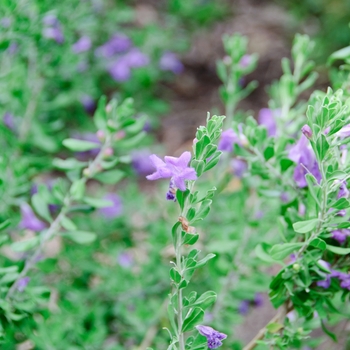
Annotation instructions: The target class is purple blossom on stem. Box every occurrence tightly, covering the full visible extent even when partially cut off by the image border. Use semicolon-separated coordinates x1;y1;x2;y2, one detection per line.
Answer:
337;181;349;199
159;52;184;74
331;229;350;244
19;203;46;231
288;135;321;188
196;325;227;349
72;36;91;53
17;277;30;292
99;194;123;219
301;124;312;139
108;58;131;82
80;95;96;114
238;300;250;314
336;124;350;138
95;34;131;57
125;48;149;67
254;293;264;307
131;150;154;176
218;129;239;152
117;251;133;268
231;159;247;178
258;108;277;137
239;54;251;68
146;151;197;191
166;178;177;201
42;18;64;44
3;112;15;130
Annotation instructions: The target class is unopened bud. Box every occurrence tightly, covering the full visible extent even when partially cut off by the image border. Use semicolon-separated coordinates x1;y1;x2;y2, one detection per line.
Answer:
301;124;312;139
222;55;232;66
114;131;126;140
96;130;105;141
105;103;112;113
297;327;303;334
193;138;198;145
292;263;300;272
83;168;90;177
104;147;113;158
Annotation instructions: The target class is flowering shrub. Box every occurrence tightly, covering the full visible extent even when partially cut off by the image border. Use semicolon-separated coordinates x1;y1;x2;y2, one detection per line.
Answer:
2;2;350;349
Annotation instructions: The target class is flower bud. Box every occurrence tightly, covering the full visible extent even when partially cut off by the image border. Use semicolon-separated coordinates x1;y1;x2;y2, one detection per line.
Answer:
83;168;90;177
222;55;232;66
96;130;105;141
301;124;312;139
292;263;300;272
105;103;112;113
104;147;114;158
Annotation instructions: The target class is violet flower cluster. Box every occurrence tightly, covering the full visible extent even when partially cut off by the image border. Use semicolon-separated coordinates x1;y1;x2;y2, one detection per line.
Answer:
288;134;321;188
42;14;64;44
146;151;197;199
95;34;149;82
317;267;350;291
196;325;227;349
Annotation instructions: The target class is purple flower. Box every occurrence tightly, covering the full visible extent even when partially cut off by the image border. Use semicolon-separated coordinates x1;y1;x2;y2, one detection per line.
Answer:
132;150;154;176
218;129;239;152
258;108;276;137
17;277;30;292
95;34;131;57
42;17;64;44
1;17;11;28
99;194;123;219
159;52;184;74
254;293;264;307
240;54;251;68
109;58;131;81
238;300;250;314
125;48;149;68
3;112;15;130
317;275;331;288
72;36;91;53
331;229;350;244
19;203;46;231
301;124;312;139
117;251;133;268
336;124;350;138
196;325;227;349
289;135;321;188
80;95;96;114
337;181;349;199
166;178;177;201
7;43;18;55
231;159;247;177
146;152;197;191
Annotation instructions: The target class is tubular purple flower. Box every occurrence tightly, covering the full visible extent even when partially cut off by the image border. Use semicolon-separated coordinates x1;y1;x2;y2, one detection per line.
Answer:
3;112;15;130
108;58;131;82
43;26;64;44
19;203;46;231
331;229;350;244
166;179;177;201
99;194;123;219
131;150;154;176
336;124;350;138
80;95;96;114
146;152;197;191
238;300;250;314
196;325;227;349
258;108;277;137
301;124;312;139
218;129;239;152
72;36;91;53
17;277;30;292
337;181;349;199
289;135;321;188
231;159;247;178
125;48;149;68
159;52;184;74
239;54;251;68
117;251;133;268
95;34;131;57
254;293;264;307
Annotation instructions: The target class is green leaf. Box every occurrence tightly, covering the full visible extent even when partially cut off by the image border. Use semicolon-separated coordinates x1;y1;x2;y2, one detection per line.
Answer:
0;220;11;231
310;238;326;250
328;45;350;64
94;96;107;130
182;307;204;332
11;237;40;252
204;151;222;172
192;160;205;177
305;174;321;207
170;268;181;284
263;145;274;161
31;194;51;223
62;231;97;244
62;138;100;152
188;253;216;270
321;320;337;342
329;198;350;210
280;158;294;172
192;200;212;223
83;197;113;208
191;291;217;310
315;134;329;161
60;216;77;231
266;322;284;333
293;218;318;233
70;179;86;200
53;158;87;170
255;243;281;264
326;245;350;255
183;232;199;245
93;169;125;184
270;243;303;260
176;189;190;211
195;135;210;159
